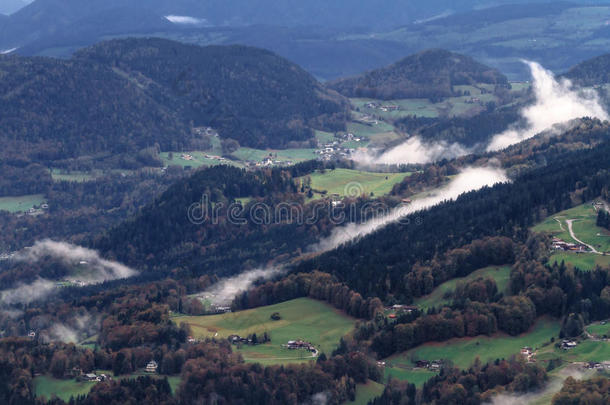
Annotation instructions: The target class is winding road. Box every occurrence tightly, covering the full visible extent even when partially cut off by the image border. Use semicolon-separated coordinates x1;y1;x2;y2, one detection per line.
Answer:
566;219;601;254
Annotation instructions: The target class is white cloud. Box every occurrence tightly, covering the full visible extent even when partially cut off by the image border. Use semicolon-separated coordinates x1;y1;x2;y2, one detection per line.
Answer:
165;15;207;25
487;61;609;151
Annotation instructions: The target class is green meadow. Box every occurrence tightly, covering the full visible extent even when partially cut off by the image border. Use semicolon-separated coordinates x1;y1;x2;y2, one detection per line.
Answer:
172;298;356;365
34;376;97;402
386;318;560;369
383;367;437;386
34;373;181;401
537;340;610;364
349;380;385;405
0;194;46;213
303;168;410;200
50;169;96;182
413;266;511;310
532;203;610;253
548;252;610;271
587;322;610;338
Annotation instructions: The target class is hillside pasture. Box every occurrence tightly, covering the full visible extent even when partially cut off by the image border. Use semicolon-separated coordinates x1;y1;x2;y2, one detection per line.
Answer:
34;376;97;402
548;252;610;271
386;318;560;369
0;194;46;213
532;202;610;255
383;367;436;386
413;266;511;310
302;168;410;200
349;380;385;405
172;298;356;365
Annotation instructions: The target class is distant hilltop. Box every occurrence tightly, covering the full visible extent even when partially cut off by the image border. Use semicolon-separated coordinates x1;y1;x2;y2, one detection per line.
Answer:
328;49;508;100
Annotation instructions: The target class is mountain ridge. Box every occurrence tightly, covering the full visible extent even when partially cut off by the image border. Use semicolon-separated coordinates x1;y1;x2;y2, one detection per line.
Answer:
328;49;508;100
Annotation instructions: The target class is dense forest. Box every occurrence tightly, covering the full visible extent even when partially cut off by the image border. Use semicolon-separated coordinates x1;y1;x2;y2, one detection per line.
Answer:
328;49;508;100
563;53;610;86
395;106;522;147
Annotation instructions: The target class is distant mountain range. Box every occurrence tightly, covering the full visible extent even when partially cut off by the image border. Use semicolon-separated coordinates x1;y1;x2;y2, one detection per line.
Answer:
5;1;610;81
328;49;508;100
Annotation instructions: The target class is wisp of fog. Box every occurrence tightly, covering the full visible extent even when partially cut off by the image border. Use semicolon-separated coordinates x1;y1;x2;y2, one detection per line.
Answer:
353;136;471;165
0;240;138;306
309;166;508;252
200;267;284;305
354;61;609;165
206;166;508;304
487;61;608;151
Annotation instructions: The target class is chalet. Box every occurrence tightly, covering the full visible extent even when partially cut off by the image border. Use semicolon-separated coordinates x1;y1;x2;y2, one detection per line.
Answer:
80;373;99;382
284;340;316;352
415;360;430;368
41;204;49;210
562;340;578;350
146;360;158;373
429;360;442;370
187;336;196;344
27;331;36;339
391;304;418;313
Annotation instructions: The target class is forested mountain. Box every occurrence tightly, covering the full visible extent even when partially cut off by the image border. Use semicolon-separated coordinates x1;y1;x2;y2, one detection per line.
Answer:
77;38;347;148
328;49;508;100
563;53;610;86
294;138;610;300
0;38;346;168
0;54;190;161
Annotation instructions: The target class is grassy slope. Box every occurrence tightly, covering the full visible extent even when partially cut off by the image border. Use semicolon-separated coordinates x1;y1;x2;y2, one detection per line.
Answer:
387;318;560;369
173;298;356;365
349;380;385;405
0;194;46;213
413;265;511;310
304;168;410;199
34;373;181;401
548;252;610;271
34;376;97;402
532;202;610;269
587;322;610;338
384;367;437;386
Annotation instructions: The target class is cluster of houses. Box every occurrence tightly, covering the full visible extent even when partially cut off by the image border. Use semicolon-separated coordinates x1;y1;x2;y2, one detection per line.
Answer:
364;102;401;112
209;304;232;314
26;203;49;216
552;237;588;253
0;252;14;261
192;127;218;137
386;304;418;319
415;360;442;370
228;335;257;345
583;361;610;370
283;340;316;353
520;347;535;362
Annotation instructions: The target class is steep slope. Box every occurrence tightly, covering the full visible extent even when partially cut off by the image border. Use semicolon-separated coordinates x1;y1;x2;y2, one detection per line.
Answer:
76;38;348;148
328;49;508;100
563;53;610;86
